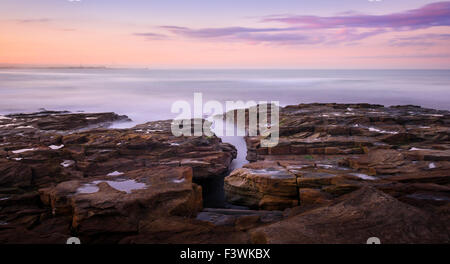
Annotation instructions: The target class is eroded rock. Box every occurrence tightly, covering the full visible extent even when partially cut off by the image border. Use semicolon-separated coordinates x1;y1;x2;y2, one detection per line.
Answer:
250;187;449;243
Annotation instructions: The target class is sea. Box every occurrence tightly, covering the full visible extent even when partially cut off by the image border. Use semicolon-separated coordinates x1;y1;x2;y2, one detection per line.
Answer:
1;69;449;120
1;68;449;174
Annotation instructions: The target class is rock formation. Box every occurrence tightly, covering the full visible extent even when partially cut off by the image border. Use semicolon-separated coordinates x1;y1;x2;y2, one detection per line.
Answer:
1;103;449;243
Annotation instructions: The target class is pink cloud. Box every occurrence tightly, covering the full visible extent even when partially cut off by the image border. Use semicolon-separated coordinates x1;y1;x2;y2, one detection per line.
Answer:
262;2;450;30
134;2;450;46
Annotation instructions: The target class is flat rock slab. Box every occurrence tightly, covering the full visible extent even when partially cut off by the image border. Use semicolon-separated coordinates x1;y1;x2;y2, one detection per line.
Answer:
225;103;450;214
250;187;450;243
0;111;237;243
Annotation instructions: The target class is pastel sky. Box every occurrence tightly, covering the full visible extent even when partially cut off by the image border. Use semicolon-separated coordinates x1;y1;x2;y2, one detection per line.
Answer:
1;0;450;68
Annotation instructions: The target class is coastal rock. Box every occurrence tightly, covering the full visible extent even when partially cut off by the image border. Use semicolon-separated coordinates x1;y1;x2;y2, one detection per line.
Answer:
38;166;202;243
0;161;33;188
225;103;450;213
4;111;130;131
250;187;450;243
2;103;450;244
224;163;298;210
0;110;237;243
224;160;367;210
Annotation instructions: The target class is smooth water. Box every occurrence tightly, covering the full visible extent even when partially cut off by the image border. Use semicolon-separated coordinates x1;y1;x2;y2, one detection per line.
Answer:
1;69;449;125
2;69;448;165
2;68;448;208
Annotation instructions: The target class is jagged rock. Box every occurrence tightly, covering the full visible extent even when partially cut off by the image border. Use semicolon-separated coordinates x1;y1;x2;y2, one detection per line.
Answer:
4;111;130;131
0;160;33;188
225;103;450;213
405;149;450;161
118;216;250;244
0;110;237;243
250;187;450;243
38;166;202;243
245;103;449;162
2;103;450;244
224;161;368;210
346;149;406;175
224;164;298;210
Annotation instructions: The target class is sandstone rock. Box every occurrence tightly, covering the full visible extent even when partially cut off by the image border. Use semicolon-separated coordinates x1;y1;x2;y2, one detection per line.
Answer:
38;166;203;243
119;216;250;244
2;103;450;243
225;103;449;219
346;149;406;175
250;187;449;243
235;215;260;231
298;188;332;206
0;110;237;243
0;160;33;188
224;164;298;210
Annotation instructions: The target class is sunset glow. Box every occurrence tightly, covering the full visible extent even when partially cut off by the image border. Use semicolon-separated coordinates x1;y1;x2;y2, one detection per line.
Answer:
1;0;449;68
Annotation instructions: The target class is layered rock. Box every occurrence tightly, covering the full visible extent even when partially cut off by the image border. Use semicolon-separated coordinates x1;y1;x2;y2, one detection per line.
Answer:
38;166;202;243
1;103;450;244
225;103;450;218
246;103;449;162
250;187;449;244
224;162;299;210
225;160;368;210
223;103;450;243
0;111;237;243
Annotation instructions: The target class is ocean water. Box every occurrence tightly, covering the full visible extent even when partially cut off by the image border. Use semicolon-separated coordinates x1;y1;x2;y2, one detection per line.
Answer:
2;68;448;207
1;69;449;125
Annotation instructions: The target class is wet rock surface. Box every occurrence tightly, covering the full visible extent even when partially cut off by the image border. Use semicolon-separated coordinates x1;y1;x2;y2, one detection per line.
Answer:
224;103;449;242
250;186;449;243
1;103;449;243
0;111;237;243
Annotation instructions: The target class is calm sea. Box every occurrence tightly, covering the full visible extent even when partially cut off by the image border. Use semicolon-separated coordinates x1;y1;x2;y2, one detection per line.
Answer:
1;68;449;204
1;69;449;125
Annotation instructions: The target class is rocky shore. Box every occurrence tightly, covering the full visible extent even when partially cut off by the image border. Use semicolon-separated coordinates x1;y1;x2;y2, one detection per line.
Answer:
0;103;449;243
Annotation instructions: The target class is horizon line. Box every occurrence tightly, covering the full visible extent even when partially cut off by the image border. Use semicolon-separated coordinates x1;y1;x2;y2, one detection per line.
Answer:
1;64;449;71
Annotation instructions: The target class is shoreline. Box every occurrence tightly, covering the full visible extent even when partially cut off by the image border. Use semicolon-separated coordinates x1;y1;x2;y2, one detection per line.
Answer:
0;103;449;243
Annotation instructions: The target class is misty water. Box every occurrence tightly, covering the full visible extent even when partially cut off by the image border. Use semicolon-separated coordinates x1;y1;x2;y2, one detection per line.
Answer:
1;69;449;119
1;68;449;207
2;68;448;156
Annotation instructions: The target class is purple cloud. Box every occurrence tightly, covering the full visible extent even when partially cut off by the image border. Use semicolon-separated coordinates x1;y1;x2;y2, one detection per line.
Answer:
352;53;450;59
133;32;168;40
15;18;52;24
159;25;296;38
150;25;388;45
133;2;450;46
389;33;450;47
261;2;450;30
235;33;324;45
136;26;323;45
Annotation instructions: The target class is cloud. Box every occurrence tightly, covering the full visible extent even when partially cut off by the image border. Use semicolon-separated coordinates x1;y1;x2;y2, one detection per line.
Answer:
389;33;450;47
133;2;450;46
135;26;320;44
234;33;325;45
261;1;450;30
159;26;294;38
15;18;52;24
352;53;450;59
135;25;379;45
133;32;168;40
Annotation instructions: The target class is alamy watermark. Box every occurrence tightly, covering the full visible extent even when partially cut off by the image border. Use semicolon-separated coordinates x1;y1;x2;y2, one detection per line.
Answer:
170;93;279;147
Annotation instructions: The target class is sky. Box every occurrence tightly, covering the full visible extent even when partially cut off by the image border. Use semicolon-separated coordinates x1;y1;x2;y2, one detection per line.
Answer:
1;0;450;68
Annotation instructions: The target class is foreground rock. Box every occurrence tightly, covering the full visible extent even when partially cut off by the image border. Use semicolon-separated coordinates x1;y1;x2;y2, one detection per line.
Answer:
250;187;449;243
221;103;450;242
225;160;365;210
225;104;450;213
38;166;202;243
0;111;237;243
1;104;449;244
